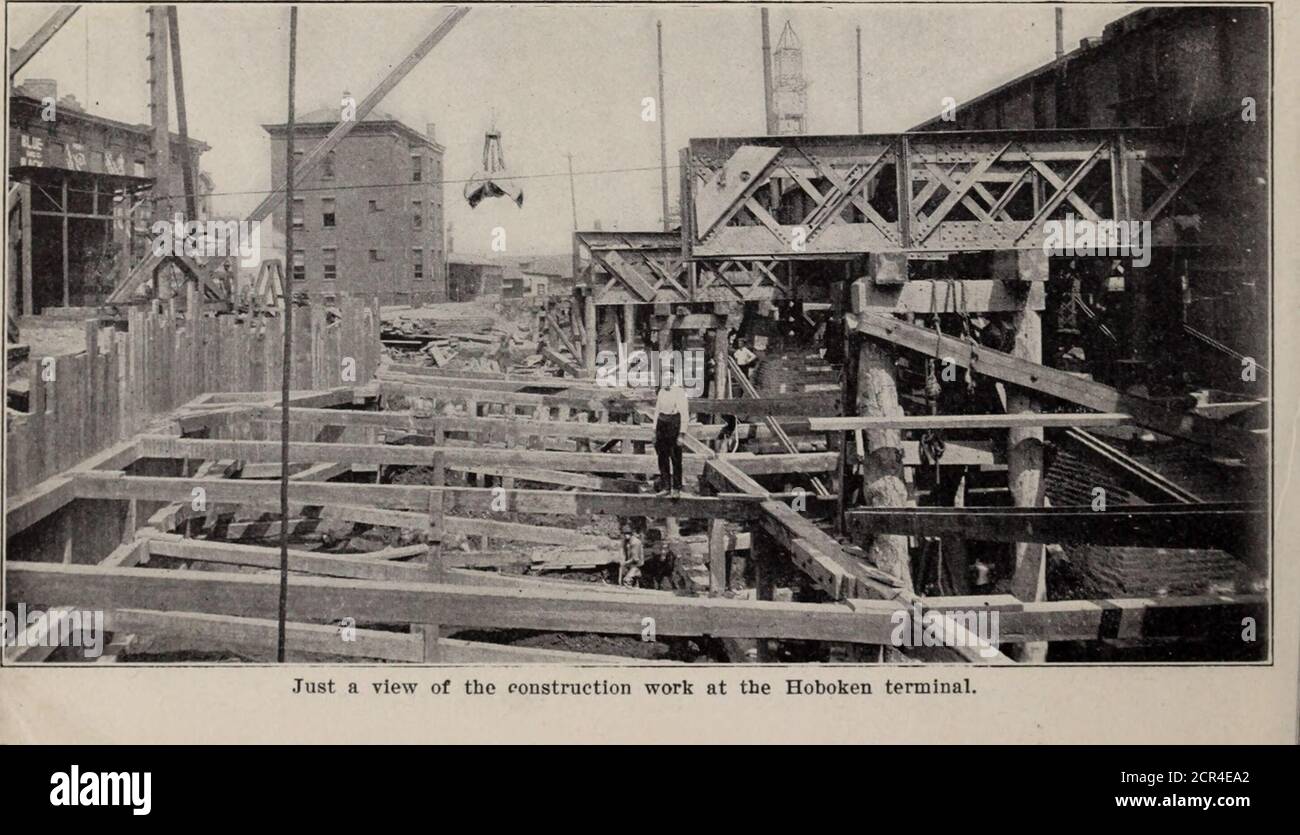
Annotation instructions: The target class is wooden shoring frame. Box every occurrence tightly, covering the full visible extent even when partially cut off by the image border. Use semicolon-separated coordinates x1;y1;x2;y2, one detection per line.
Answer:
5;354;1268;662
845;309;1262;459
7;562;1266;651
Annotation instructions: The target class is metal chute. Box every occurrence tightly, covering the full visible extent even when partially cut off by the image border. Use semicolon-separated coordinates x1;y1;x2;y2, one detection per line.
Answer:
464;129;524;208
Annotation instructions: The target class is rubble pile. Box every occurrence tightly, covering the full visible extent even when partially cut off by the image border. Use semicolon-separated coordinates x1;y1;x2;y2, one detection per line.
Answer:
380;301;558;374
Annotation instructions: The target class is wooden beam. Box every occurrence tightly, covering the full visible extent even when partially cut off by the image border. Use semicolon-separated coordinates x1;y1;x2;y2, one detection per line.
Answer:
443;463;641;492
808;413;1132;432
844;502;1265;561
9;5;79;79
143;535;431;582
231;406;734;443
1064;428;1202;504
5;440;138;535
8;563;1260;646
851;278;1045;313
689;392;840;417
381;379;649;412
71;473;761;523
135;434;699;477
143;535;654;596
846;311;1260;459
6;561;901;644
105;609;642;664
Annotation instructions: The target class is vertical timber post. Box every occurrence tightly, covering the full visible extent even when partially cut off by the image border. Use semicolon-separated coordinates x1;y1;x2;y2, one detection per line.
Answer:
583;290;597;374
420;482;446;662
708;518;727;594
1007;300;1048;662
712;326;729;402
275;4;298;664
146;6;171;224
753;527;776;661
623;304;636;354
61;178;69;306
21;181;34;315
166;6;198;222
856;336;912;590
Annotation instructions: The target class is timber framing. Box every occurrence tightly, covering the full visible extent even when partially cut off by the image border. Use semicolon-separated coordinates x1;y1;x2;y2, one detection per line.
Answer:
5;377;1268;663
845;309;1262;459
8;562;1265;648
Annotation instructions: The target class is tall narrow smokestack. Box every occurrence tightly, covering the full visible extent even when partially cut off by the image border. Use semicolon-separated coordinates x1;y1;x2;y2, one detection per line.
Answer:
1055;7;1065;59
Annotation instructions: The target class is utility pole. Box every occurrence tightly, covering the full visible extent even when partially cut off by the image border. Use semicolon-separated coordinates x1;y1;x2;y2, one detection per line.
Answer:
167;6;198;221
657;20;670;231
856;26;864;133
566;152;578;231
760;8;775;135
1055;7;1065;59
146;6;171;223
277;4;298;665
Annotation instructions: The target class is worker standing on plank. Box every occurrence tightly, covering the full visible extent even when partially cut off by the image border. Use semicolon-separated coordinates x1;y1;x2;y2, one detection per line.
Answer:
732;337;759;382
653;362;688;498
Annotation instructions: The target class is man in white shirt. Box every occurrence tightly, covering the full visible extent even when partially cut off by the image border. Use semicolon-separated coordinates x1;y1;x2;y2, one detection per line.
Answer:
653;364;689;497
732;339;758;381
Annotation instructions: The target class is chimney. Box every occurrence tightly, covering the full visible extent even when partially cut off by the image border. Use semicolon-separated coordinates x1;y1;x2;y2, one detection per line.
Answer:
1055;8;1064;59
22;78;57;101
426;122;437;144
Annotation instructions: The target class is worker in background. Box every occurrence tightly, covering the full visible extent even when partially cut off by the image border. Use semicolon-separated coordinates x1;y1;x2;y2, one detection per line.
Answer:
732;337;758;382
619;524;644;586
653;362;688;498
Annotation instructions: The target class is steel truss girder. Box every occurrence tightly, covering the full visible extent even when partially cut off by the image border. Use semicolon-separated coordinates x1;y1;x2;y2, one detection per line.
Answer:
683;128;1197;258
573;231;791;306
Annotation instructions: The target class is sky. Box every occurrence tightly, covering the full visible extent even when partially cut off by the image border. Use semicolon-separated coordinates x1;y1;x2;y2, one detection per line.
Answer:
9;1;1134;255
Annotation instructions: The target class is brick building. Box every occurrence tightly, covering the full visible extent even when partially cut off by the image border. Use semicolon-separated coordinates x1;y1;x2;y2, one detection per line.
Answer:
264;107;446;305
7;79;210;312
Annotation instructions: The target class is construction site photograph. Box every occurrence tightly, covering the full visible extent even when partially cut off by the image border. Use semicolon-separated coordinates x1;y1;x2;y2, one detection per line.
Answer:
0;0;1278;688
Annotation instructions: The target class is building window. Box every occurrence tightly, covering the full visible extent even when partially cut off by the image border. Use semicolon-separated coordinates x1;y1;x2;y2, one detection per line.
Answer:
412;248;424;281
322;197;336;228
368;199;381;212
322;151;335;179
323;248;337;282
292;250;305;282
411;153;423;182
412;200;423;229
292;197;305;230
369;249;385;262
